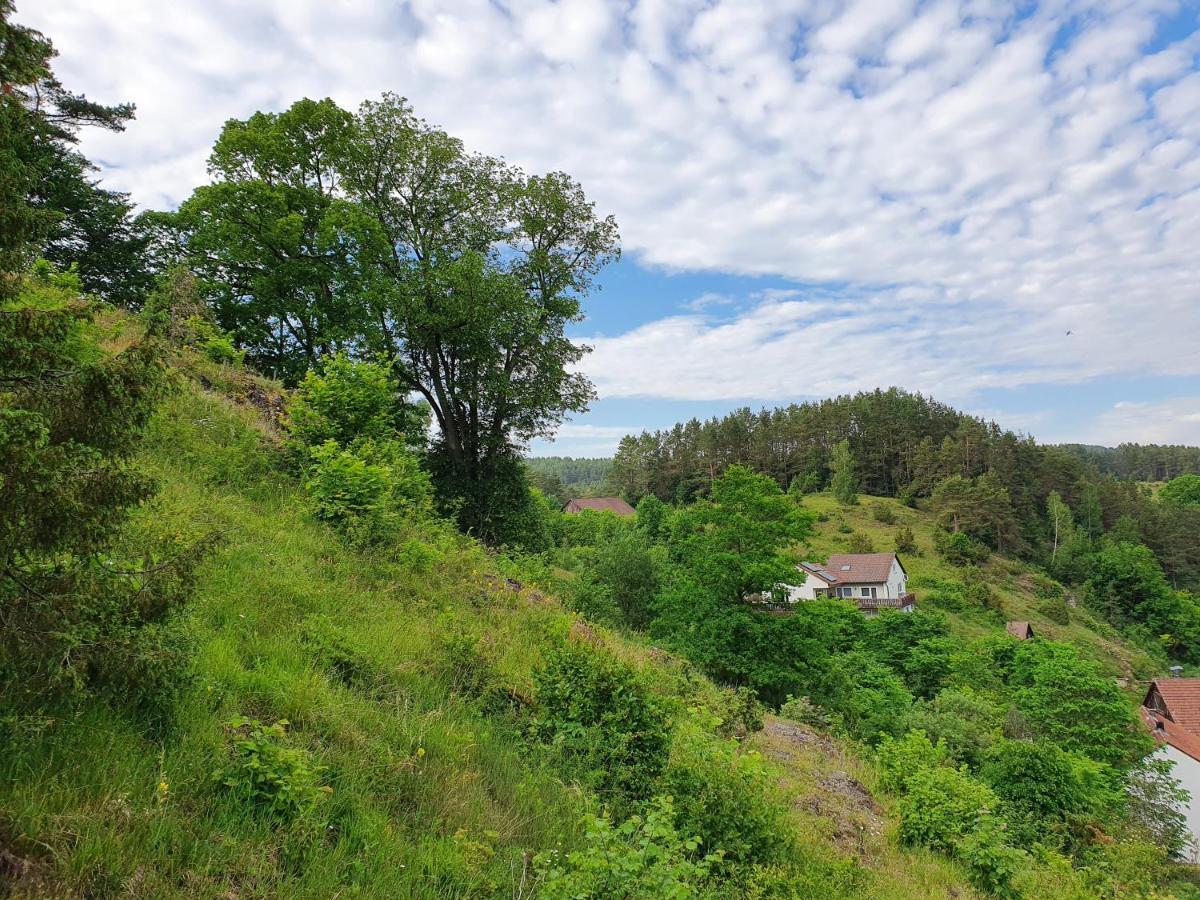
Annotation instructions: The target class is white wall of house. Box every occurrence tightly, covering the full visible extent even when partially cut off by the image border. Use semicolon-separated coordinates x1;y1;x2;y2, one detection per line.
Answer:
783;557;908;604
1158;744;1200;863
885;558;908;598
785;573;890;603
786;571;828;601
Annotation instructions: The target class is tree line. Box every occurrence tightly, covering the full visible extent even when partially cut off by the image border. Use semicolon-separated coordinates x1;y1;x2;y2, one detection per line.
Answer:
609;388;1200;591
1056;443;1200;482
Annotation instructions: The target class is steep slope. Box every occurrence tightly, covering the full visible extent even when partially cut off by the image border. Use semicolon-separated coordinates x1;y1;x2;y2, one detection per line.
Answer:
795;492;1161;683
0;372;978;898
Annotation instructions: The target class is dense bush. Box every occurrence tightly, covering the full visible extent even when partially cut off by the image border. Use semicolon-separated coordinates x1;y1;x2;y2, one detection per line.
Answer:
811;651;913;743
216;718;331;821
286;352;427;453
304;439;432;543
894;524;917;553
287;354;435;543
846;531;875;553
662;723;786;869
980;739;1110;850
534;796;721;898
870;501;896;525
903;689;1002;769
875;729;949;793
897;765;1002;853
934;528;990;566
0;265;204;717
1009;641;1151;769
531;642;671;805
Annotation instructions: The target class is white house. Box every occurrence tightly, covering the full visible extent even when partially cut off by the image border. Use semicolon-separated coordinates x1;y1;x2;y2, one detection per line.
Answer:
1142;678;1200;863
783;552;914;616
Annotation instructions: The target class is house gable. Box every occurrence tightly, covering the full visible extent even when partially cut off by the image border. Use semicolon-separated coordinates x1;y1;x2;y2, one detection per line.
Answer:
1144;679;1200;732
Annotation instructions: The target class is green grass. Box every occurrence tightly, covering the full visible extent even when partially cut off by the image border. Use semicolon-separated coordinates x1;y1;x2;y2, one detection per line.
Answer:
0;378;994;898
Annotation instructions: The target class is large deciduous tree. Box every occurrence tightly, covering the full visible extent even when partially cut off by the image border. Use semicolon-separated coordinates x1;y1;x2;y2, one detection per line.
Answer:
167;98;363;382
170;94;619;544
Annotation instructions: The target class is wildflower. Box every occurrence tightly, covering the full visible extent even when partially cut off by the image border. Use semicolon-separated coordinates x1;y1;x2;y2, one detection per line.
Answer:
156;779;169;804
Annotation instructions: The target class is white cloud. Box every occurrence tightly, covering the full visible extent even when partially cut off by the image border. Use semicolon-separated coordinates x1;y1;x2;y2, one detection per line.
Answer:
20;0;1200;410
529;423;639;456
1074;398;1200;446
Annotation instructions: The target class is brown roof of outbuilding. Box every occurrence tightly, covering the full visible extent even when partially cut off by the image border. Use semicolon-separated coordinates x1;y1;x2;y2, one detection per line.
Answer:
1006;621;1035;640
563;497;636;517
1144;679;1200;734
800;553;902;585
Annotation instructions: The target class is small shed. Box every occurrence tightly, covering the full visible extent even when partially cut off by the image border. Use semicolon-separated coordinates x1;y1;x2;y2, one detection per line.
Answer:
1006;621;1035;640
562;497;636;517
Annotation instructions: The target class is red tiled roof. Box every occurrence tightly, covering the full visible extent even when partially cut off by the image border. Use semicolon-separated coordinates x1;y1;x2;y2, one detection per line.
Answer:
1144;679;1200;733
1142;707;1200;765
801;553;901;585
563;497;636;517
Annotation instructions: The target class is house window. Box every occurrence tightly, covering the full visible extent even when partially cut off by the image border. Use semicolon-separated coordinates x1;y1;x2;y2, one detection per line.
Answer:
861;587;876;598
837;587;853;598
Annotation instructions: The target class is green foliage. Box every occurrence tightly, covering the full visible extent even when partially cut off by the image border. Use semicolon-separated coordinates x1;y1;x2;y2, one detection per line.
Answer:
830;439;859;505
931;473;1020;553
215;718;331;820
664;464;813;601
1084;540;1171;624
846;531;875;553
636;494;668;541
811;651;913;743
1010;641;1151;769
869;501;896;524
933;528;990;566
428;450;552;551
778;695;831;730
304;439;432;543
955;816;1026;899
662;723;785;869
287;352;427;453
286;358;435;544
579;529;663;628
534;796;721;899
894;524;917;553
1159;474;1200;507
531;642;671;804
524;456;613;496
980;739;1110;850
1123;756;1192;858
897;765;1001;853
876;729;950;793
0;266;207;714
903;689;1003;769
0;2;139;295
170;94;619;545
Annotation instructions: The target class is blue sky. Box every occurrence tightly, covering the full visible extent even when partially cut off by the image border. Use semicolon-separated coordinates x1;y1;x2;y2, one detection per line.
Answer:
26;0;1200;456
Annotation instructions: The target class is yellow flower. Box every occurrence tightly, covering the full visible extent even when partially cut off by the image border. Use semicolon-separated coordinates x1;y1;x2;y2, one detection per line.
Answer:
156;780;169;803
416;747;425;758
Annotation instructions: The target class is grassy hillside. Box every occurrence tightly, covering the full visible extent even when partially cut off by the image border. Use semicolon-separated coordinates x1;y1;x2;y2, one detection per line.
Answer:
0;368;980;898
795;492;1160;682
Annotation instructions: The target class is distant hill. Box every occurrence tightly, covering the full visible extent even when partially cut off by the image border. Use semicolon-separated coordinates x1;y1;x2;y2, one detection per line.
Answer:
524;455;613;504
1054;442;1200;481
